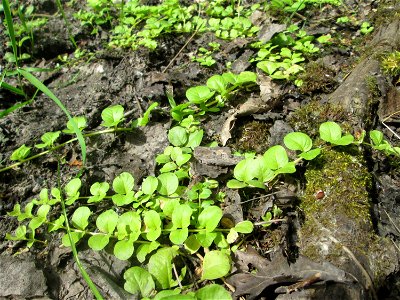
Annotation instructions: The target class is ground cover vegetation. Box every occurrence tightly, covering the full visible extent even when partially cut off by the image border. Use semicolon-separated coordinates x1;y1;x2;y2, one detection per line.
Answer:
1;0;400;299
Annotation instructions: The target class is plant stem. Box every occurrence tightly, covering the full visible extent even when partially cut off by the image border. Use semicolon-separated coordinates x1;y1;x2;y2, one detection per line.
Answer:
56;0;77;48
57;161;104;300
0;127;133;173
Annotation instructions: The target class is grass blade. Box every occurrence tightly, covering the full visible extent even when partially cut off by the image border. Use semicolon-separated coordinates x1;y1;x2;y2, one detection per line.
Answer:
0;99;33;118
57;162;104;300
2;0;18;67
0;81;25;96
18;68;87;166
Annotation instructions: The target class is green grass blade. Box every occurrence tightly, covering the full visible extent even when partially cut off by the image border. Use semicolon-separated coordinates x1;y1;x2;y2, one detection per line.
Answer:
0;81;25;96
57;162;104;300
18;69;87;166
0;99;33;118
56;0;77;48
2;0;18;67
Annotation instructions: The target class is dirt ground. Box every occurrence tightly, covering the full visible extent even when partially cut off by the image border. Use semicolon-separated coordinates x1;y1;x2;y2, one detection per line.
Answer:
1;0;400;299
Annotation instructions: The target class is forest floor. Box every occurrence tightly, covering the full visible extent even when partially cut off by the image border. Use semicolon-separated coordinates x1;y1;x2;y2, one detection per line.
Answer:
1;0;400;299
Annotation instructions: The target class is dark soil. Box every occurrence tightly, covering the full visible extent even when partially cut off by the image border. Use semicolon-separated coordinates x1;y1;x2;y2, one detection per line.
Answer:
1;0;400;299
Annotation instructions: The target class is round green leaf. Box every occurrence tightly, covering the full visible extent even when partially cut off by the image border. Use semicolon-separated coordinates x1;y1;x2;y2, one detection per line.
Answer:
226;179;248;189
101;104;124;127
142;176;158;195
333;134;354;146
186;86;215;104
234;220;254;233
196;284;232;300
299;148;321;160
198;206;222;232
370;130;384;146
257;61;278;75
263;145;289;170
227;228;239;244
10;144;31;161
71;206;91;230
186;129;203;149
62;231;84;247
202;250;231;280
136;241;160;263
63;116;87;134
64;178;81;197
157;173;179;196
148;247;178;289
88;234;110;251
144;210;162;241
114;239;134;260
117;211;141;241
206;75;227;94
319;121;342;142
184;235;201;254
113;172;134;194
196;232;217;248
233;158;258;182
284;132;312;152
168;126;188;147
170;228;189;245
96;209;118;233
124;267;155;297
90;182;109;196
172;204;192;228
236;71;257;84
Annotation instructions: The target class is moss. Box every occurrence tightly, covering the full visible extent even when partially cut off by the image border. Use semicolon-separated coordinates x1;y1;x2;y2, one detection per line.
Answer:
381;50;400;77
298;146;396;285
298;62;337;95
287;101;352;138
232;120;270;154
372;0;400;27
301;148;372;227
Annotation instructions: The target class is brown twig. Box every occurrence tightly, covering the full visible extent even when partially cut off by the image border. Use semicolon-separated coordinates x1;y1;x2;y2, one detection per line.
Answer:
172;262;183;289
162;30;198;73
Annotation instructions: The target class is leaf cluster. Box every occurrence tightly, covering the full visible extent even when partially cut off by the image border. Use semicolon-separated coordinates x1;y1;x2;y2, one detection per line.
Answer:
6;103;156;166
229;121;399;189
169;71;256;122
252;25;330;84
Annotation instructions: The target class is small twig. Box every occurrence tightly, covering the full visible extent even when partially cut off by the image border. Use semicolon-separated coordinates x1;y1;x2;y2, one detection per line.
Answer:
239;191;280;204
195;252;204;261
162;30;198;73
222;278;235;293
278;272;322;293
172;262;183;289
383;209;400;235
390;238;400;254
382;121;400;141
254;218;286;226
382;110;400;141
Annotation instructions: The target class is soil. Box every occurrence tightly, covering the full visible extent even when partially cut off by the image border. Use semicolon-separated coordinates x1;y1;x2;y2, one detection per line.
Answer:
1;0;400;299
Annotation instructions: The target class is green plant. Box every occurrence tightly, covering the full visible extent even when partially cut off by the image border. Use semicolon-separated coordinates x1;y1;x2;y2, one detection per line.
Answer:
336;16;350;23
251;25;326;83
3;2;47;63
2;103;158;173
258;205;283;227
75;0;259;51
191;42;221;67
228;121;399;190
360;21;374;35
169;71;256;122
268;0;341;14
6;158;246;297
381;51;400;77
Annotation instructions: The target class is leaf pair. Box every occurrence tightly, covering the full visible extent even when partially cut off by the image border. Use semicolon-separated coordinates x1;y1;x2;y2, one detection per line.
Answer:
228;145;296;189
319;121;354;146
